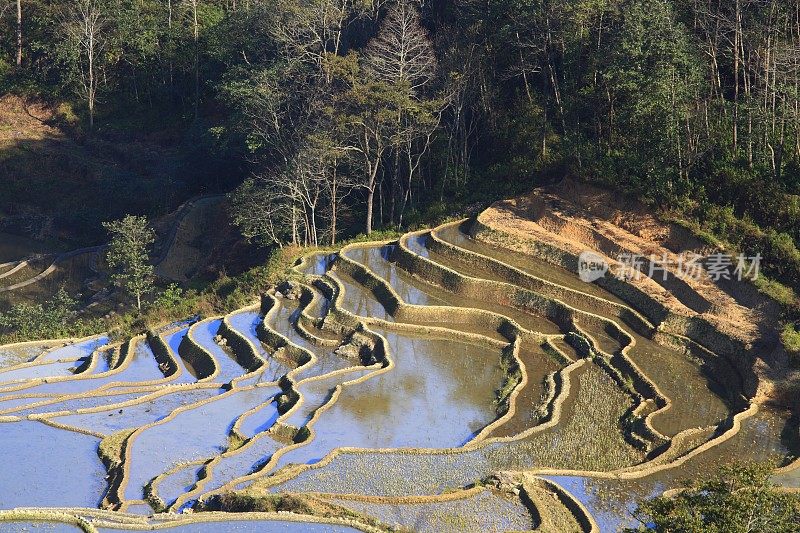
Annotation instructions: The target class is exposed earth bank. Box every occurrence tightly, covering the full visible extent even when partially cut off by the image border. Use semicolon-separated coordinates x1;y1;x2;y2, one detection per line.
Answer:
475;181;790;404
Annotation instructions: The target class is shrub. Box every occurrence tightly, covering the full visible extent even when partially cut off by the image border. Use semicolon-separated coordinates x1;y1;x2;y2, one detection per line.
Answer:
782;324;800;366
141;284;207;330
752;277;798;311
54;102;80;126
625;462;800;532
151;283;184;309
0;288;101;342
347;229;403;244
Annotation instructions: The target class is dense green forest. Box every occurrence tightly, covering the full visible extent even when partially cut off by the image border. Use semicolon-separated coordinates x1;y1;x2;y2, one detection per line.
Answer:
2;0;800;289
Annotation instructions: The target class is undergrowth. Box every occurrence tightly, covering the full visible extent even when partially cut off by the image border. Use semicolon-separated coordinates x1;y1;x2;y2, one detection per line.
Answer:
660;208;800;317
781;324;800;367
200;492;388;531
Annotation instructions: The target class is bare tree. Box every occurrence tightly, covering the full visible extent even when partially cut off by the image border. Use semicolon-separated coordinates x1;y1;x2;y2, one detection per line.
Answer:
321;146;357;244
230;142;344;247
397;99;443;226
230;175;295;247
307;132;358;244
283;129;361;245
364;0;436;93
345;96;393;235
229;63;306;164
272;0;364;72
64;0;107;130
289;148;328;246
362;0;439;226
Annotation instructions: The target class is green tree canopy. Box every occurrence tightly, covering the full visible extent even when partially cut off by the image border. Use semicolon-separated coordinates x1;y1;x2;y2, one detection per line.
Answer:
625;463;800;533
103;215;155;311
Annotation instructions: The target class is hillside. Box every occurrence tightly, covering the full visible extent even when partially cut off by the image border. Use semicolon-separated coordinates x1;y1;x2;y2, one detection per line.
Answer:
0;95;228;246
0;198;797;530
2;0;800;529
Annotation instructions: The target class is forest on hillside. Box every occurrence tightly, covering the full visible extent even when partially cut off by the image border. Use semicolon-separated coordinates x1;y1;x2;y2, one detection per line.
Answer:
2;0;800;288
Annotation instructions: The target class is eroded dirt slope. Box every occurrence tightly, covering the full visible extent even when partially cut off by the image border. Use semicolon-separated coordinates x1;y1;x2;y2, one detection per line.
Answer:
476;181;792;404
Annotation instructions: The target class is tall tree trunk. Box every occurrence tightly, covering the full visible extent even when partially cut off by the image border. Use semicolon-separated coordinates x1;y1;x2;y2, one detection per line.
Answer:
291;204;299;245
777;110;786;181
88;30;95;130
15;0;22;66
733;0;741;153
542;105;548;157
515;31;533;104
390;151;398;226
364;154;380;235
366;188;374;234
329;168;338;245
192;0;200;119
167;0;174;94
378;179;384;228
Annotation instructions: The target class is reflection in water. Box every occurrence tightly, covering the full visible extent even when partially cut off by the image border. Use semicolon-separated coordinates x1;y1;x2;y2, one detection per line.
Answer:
165;327;198;384
432;223;734;437
346;244;560;336
626;332;731;436
122;385;281;502
344;246;444;307
237;400;281;438
52;387;224;436
189;432;286;501
36;336;111;363
272;328;504;469
435;222;624;303
331;270;394;322
267;299;354;381
0;220;793;524
283;368;375;429
0;360;81;384
488;339;562;438
301;253;338;276
157;463;206;509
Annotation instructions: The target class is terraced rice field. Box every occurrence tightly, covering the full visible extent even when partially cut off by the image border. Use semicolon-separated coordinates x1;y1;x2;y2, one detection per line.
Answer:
0;218;797;532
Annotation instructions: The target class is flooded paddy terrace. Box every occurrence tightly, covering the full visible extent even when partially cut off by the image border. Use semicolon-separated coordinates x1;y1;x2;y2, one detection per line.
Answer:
0;217;794;531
